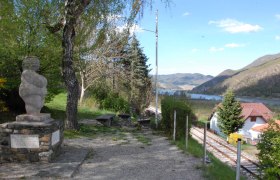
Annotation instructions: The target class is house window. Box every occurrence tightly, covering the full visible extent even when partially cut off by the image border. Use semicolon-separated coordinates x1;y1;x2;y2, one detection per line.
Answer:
251;117;256;122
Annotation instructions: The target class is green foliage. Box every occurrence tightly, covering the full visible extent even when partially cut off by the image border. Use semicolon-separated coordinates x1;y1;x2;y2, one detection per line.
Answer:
0;1;63;112
0;78;8;112
100;93;129;113
175;137;246;180
44;93;113;120
122;35;152;114
89;83;129;113
257;121;280;179
217;91;243;136
161;96;194;138
189;99;218;121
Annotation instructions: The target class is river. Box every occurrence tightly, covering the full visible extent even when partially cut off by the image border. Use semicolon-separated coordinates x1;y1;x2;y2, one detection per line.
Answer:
158;89;280;106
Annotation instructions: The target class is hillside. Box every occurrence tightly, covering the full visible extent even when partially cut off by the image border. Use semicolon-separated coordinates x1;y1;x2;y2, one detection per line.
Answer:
191;53;280;98
153;73;213;90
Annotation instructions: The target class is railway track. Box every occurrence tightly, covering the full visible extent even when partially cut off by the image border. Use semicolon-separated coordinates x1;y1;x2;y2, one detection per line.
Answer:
190;126;261;179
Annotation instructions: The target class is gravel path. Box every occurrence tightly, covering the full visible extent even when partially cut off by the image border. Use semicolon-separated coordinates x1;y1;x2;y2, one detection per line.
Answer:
0;128;205;179
68;129;205;180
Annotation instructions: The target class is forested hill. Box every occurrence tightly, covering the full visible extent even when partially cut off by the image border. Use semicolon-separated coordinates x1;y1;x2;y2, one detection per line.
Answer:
191;53;280;98
152;73;213;90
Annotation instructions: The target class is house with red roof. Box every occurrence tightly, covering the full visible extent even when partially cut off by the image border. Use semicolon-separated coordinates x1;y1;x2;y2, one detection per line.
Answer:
209;103;274;144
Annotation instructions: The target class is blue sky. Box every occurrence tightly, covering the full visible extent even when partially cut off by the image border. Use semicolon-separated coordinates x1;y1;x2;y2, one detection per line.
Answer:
134;0;280;76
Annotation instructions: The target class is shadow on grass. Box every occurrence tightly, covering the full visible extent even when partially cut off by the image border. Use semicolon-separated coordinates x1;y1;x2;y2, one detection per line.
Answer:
64;124;127;139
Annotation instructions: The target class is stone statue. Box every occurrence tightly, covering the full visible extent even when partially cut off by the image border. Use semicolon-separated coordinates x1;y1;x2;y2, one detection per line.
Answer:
19;57;47;114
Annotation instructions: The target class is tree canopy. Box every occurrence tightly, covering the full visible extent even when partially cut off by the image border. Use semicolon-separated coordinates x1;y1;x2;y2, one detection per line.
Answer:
0;0;159;129
217;90;243;136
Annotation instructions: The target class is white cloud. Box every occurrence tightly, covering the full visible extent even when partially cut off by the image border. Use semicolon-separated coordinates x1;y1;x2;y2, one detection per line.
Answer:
117;24;144;35
275;14;280;20
275;35;280;40
191;48;199;53
182;12;190;16
209;47;224;52
209;18;262;33
225;43;245;48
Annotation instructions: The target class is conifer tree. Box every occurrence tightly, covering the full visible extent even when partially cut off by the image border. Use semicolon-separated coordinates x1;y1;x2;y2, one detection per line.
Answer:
125;35;151;114
217;90;243;136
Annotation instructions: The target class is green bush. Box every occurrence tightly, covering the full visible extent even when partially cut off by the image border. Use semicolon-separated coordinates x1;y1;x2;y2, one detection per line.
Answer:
90;84;129;113
160;96;195;138
101;93;129;113
257;121;280;179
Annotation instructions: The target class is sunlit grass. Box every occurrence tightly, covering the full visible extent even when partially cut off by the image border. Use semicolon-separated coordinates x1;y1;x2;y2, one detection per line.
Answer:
175;137;246;180
189;99;219;121
44;93;113;120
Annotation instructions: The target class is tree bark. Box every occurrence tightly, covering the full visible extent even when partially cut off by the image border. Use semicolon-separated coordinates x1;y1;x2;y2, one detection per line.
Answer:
62;22;79;129
62;0;90;129
79;71;85;104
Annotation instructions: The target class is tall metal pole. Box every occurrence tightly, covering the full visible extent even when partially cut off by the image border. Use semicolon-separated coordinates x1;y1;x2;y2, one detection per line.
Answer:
155;10;159;128
186;115;189;150
236;138;241;180
203;122;207;165
173;110;176;141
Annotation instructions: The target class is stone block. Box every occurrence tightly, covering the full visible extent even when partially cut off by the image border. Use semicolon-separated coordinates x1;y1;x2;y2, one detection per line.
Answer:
0;119;63;163
39;150;53;162
40;134;50;142
0;137;9;146
15;153;27;161
40;145;50;151
20;129;33;134
28;153;39;162
0;128;12;133
16;114;51;122
40;142;50;146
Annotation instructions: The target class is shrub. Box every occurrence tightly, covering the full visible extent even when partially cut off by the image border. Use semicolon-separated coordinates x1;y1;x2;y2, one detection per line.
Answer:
257;121;280;179
161;96;195;138
228;133;243;145
101;93;129;113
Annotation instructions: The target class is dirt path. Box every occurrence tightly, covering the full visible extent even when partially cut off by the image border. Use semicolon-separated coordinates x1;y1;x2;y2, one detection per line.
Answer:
70;129;205;180
0;128;205;179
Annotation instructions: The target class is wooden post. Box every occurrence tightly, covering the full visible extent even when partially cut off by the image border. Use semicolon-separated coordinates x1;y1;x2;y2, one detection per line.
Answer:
173;110;176;141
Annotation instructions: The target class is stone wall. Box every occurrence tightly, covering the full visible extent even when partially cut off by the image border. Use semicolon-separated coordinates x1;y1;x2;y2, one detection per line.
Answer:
0;119;63;163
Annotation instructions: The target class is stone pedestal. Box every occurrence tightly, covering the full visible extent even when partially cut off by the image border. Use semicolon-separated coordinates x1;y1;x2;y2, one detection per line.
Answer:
0;114;63;163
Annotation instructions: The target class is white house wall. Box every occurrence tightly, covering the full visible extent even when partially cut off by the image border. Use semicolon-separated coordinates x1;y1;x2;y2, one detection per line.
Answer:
240;117;266;139
210;114;266;140
210;112;222;135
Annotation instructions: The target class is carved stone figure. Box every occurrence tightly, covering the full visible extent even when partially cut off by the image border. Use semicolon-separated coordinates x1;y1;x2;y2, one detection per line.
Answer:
19;57;47;114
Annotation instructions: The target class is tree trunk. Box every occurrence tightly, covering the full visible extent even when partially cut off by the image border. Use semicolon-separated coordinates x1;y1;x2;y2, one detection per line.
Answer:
62;0;90;130
62;22;80;130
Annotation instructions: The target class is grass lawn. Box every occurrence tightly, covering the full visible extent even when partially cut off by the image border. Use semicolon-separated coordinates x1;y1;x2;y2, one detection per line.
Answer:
43;93;113;120
174;137;246;180
189;99;219;121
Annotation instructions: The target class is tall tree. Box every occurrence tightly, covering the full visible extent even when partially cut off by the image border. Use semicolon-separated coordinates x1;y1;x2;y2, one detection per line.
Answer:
75;27;130;103
124;35;151;114
43;0;156;129
217;90;243;137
